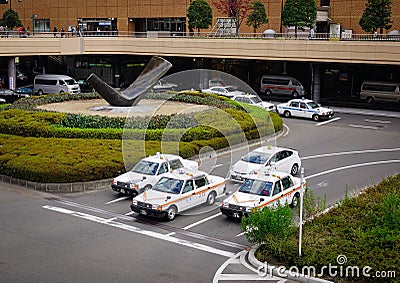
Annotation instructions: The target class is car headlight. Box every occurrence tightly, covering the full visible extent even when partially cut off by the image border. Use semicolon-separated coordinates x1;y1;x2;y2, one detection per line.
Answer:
245;207;252;212
131;199;137;205
222;202;229;208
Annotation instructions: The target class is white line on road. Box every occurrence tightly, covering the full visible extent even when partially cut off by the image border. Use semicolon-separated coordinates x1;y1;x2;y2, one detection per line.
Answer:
305;160;400;180
166;212;222;236
124;211;135;216
105;196;129;205
316;117;341;126
364;119;391;124
349;124;379;130
302;147;400;160
43;205;235;258
213;164;224;168
282;124;289;138
236;231;245;237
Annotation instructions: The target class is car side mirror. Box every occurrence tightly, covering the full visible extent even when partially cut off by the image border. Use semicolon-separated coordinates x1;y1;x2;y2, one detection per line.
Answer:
259;198;264;203
142;176;146;180
166;196;171;200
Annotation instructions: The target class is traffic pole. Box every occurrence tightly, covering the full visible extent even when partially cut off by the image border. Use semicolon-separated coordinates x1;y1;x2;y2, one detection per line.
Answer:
299;167;304;256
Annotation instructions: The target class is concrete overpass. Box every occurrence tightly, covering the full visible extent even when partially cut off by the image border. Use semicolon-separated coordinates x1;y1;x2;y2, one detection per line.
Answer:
0;36;399;65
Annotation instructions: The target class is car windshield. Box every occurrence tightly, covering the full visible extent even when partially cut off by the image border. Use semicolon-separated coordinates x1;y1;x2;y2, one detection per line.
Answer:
241;151;271;164
239;179;272;196
153;177;184;194
250;96;262;103
307;101;319;109
65;79;77;85
131;160;159;175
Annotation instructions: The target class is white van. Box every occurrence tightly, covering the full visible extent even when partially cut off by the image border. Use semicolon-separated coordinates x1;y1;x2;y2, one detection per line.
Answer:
34;74;81;95
360;81;400;103
260;75;305;98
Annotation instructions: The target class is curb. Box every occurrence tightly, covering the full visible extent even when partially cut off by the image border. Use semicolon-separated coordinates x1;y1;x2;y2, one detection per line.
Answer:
248;245;333;283
0;174;112;194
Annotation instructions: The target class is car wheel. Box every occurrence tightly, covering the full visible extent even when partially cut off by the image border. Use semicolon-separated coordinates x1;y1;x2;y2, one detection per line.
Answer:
206;191;216;205
166;206;177;221
366;96;374;104
291;164;299;176
290;193;300;208
38;90;43;95
312;114;320;121
292;91;299;98
284;110;291;118
265;89;272;96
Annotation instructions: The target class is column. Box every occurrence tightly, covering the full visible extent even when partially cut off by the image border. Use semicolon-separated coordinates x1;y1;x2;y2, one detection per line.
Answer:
8;57;16;90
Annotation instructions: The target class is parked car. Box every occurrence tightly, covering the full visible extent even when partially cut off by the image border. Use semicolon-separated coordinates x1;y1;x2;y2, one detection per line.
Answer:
232;93;275;111
0;89;30;103
260;74;305;98
0;97;6;104
221;171;306;218
34;74;81;95
152;79;178;92
16;85;34;96
276;99;334;121
77;79;95;93
111;153;198;197
229;145;301;182
360;80;400;103
202;85;244;98
208;79;227;87
130;168;226;220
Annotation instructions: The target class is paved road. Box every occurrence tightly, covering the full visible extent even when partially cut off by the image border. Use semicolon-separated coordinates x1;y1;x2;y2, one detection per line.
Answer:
0;111;399;282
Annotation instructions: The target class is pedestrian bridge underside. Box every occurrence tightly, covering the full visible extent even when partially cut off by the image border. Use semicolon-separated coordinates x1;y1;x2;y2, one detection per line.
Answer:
0;37;399;65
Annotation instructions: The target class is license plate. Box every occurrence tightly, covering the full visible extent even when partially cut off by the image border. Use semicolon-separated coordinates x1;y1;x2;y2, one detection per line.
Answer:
120;189;125;194
140;209;147;215
233;212;240;218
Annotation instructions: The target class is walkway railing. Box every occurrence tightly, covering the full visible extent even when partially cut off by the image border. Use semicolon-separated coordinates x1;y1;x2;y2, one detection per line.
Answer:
1;30;399;41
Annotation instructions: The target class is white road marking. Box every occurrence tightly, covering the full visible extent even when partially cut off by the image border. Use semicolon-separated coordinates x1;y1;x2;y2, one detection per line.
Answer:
124;211;135;216
236;231;245;237
214;164;224;168
43;205;235;258
316;117;341;126
364;119;391;124
105;196;129;205
302;147;400;160
166;212;222;236
282;124;289;138
349;124;378;130
305;160;400;180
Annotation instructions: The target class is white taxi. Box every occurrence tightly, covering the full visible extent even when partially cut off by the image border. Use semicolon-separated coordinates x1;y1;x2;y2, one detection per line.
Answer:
111;153;198;197
221;171;306;218
232;93;275;111
229;145;301;182
130;168;226;221
276;99;334;121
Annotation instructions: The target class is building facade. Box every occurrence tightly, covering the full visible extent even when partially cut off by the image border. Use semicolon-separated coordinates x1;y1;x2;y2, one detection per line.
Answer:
1;0;399;35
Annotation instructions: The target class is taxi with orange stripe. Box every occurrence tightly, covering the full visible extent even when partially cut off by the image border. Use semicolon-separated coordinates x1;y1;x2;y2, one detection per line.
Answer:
130;168;226;221
221;170;306;219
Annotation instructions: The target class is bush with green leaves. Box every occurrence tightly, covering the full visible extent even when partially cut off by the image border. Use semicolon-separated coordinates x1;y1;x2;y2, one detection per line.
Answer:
255;175;400;282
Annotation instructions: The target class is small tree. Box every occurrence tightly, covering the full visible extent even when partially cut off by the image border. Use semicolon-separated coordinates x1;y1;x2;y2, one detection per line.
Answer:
213;0;252;35
359;0;392;34
187;0;213;36
2;9;22;29
246;1;268;36
281;0;317;36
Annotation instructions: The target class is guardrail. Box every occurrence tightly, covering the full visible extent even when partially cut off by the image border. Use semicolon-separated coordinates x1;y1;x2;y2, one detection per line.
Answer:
1;30;399;41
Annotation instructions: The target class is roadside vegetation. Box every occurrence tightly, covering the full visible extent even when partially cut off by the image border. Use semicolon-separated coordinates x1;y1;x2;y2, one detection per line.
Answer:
242;175;400;282
0;91;282;183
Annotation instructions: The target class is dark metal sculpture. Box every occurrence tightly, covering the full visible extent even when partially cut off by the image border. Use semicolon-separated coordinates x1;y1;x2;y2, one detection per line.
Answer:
87;56;172;106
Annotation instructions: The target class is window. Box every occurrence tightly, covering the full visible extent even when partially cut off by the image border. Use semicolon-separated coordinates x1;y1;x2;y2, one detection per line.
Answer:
362;84;397;92
281;176;294;190
273;181;282;196
300;102;307;109
169;159;183;170
290;101;299;107
35;79;57;85
157;162;168;175
194;176;209;188
182;180;194;194
320;0;330;6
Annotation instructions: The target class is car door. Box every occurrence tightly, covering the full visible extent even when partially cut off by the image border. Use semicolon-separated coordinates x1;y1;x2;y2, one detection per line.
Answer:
193;176;210;206
299;102;311;118
274;150;292;173
280;176;295;205
289;101;302;117
178;180;196;211
271;180;284;206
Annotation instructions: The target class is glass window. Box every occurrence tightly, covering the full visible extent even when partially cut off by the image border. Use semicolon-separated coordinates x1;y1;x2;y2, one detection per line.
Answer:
194;176;209;188
182;180;194;193
157;162;168;175
242;151;271;164
300;102;307;109
281;176;294;190
169;159;183;170
153;177;183;194
307;101;320;109
290;101;299;107
273;181;282;196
